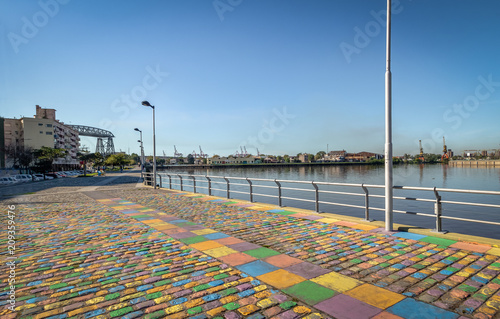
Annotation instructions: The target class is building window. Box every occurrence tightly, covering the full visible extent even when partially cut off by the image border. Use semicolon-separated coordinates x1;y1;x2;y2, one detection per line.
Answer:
40;131;43;134
46;132;52;135
38;123;43;126
46;124;52;127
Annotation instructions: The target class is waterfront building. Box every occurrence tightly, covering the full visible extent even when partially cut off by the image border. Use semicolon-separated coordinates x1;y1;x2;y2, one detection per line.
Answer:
208;155;257;165
298;153;312;163
325;150;347;162
1;105;80;169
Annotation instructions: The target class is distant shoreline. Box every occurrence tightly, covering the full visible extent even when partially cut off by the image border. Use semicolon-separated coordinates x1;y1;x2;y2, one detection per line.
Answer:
157;162;388;170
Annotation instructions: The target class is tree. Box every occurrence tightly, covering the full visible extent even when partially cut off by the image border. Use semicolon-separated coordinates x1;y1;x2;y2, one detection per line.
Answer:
284;155;290;163
34;147;67;173
315;151;326;161
105;153;129;169
93;153;105;169
187;154;195;164
276;155;283;163
130;153;140;165
308;154;314;162
78;151;103;176
18;146;34;172
2;144;34;172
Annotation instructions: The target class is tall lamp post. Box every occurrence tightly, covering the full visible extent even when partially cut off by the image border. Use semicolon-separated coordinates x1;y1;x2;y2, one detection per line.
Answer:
384;0;393;231
134;128;145;179
141;101;156;189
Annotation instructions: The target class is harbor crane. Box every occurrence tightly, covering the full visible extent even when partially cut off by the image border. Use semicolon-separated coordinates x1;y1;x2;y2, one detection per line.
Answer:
418;140;425;162
174;145;183;157
442;137;449;161
199;146;208;158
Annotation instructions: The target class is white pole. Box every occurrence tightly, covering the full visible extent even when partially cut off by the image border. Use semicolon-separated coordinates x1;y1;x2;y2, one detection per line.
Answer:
140;131;144;179
153;106;157;189
385;0;393;231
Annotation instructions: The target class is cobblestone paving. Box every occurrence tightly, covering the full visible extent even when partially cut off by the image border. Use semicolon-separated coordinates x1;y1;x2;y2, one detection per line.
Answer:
1;176;500;319
120;190;500;319
0;195;325;318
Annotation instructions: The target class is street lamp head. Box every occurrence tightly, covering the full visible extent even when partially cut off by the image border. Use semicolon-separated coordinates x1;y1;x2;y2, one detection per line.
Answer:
142;101;154;108
134;128;141;132
137;140;141;143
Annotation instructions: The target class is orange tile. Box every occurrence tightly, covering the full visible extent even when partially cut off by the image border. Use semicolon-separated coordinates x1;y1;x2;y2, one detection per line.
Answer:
219;253;257;266
189;240;223;251
345;284;405;309
371;311;405;319
257;269;306;289
264;254;303;268
450;242;491;253
214;237;245;246
334;221;358;227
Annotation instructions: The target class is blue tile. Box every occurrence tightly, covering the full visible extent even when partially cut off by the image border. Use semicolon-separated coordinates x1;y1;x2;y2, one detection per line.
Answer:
392;232;427;241
204;232;230;240
387;298;459;319
236;260;279;277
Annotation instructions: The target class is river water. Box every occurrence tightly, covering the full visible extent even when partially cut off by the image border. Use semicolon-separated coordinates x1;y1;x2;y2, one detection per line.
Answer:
159;164;500;239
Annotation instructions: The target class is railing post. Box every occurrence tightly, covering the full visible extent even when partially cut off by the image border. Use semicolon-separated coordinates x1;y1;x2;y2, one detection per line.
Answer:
177;174;183;191
247;178;253;202
274;179;282;207
361;184;372;221
167;174;171;189
312;181;319;212
432;187;447;233
157;174;162;188
224;177;230;199
191;176;196;193
205;176;212;196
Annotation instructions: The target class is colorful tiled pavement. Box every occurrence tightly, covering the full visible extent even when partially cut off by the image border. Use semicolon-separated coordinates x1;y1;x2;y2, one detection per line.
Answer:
0;200;324;318
117;190;500;319
1;188;499;319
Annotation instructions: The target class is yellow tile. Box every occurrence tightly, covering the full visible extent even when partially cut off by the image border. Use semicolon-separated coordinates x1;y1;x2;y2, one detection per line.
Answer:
189;240;224;251
192;229;218;235
257;269;306;289
203;246;239;258
317;218;340;224
310;271;362;292
345;284;405;309
351;224;379;231
486;247;500;256
248;206;276;211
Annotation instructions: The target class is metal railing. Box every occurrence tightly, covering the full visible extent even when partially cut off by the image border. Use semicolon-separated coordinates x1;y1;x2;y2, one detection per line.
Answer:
143;172;500;233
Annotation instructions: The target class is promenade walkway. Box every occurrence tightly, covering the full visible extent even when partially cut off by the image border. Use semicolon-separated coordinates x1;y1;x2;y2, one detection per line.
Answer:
1;172;499;318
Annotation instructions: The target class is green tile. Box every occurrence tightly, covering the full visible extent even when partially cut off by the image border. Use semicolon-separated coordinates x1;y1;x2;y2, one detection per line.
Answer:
244;247;280;259
419;236;457;247
275;211;297;216
283;281;336;305
178;236;207;245
131;215;151;219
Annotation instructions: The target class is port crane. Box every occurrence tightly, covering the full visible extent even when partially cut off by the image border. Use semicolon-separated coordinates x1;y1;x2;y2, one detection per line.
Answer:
174;145;183;157
198;146;208;158
441;137;449;161
418;140;425;162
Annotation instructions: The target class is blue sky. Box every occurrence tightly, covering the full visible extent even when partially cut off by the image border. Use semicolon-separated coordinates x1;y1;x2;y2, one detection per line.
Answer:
1;0;499;157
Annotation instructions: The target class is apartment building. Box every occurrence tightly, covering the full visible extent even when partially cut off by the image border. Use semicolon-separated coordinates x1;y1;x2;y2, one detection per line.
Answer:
1;105;80;169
